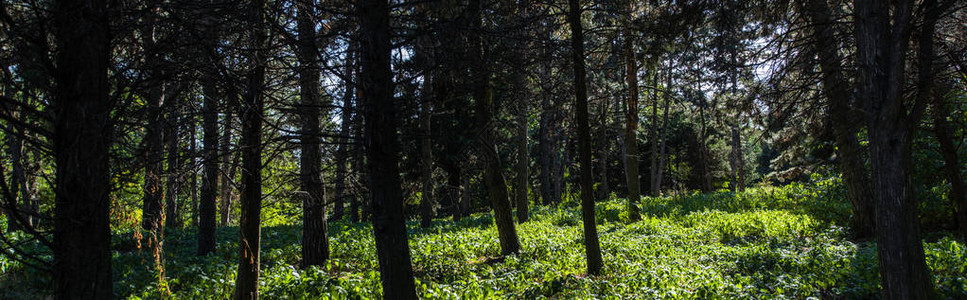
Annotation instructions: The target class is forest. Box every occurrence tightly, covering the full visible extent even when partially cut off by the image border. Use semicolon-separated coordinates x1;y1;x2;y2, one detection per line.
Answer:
0;0;966;298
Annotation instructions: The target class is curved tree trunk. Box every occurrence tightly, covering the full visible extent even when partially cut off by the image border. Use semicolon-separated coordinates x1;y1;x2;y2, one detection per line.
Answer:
469;0;521;254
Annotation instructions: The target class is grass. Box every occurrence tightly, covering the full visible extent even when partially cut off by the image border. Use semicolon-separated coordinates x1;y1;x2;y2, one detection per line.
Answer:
1;178;966;299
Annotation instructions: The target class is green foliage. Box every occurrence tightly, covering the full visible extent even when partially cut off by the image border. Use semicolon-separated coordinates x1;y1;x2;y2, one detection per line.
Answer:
2;180;965;299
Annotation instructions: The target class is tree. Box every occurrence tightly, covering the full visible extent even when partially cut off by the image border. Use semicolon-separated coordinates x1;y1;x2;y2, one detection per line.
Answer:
333;45;355;223
296;0;330;267
514;0;532;223
567;0;604;276
51;0;113;297
621;1;641;220
468;0;521;255
234;0;268;296
357;0;419;296
854;0;936;297
197;26;220;256
140;0;166;237
165;86;184;229
801;0;875;239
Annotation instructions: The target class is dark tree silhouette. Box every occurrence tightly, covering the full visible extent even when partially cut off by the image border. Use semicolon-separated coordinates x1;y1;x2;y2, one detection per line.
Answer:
51;0;114;297
357;0;419;297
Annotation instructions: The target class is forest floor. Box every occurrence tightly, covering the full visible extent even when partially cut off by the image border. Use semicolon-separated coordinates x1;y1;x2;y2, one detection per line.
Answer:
2;177;966;299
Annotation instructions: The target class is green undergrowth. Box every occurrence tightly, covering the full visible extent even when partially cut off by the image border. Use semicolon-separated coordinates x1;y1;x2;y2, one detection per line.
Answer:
2;178;966;299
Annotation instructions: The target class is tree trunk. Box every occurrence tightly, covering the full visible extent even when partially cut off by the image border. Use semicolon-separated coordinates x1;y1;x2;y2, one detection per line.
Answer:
649;65;660;196
5;111;25;231
447;167;462;221
655;65;671;195
51;0;113;297
350;101;366;223
141;62;165;235
622;12;641;219
729;123;744;192
189;114;198;227
165;93;182;229
333;47;355;223
596;92;611;200
139;3;166;274
514;50;530;223
198;75;219;256
568;0;604;275
538;24;560;206
462;171;472;215
469;0;521;255
219;107;234;226
855;0;936;297
513;2;531;223
415;18;436;228
539;95;556;205
802;0;875;239
598;134;610;200
234;0;267;297
297;0;330;267
419;77;435;229
357;0;419;296
698;97;712;192
515;77;530;223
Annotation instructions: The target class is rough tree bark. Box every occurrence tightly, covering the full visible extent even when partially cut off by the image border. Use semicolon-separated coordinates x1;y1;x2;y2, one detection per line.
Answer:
51;0;113;297
855;0;936;297
568;0;604;276
357;0;419;296
802;0;875;239
297;0;330;267
234;0;268;297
